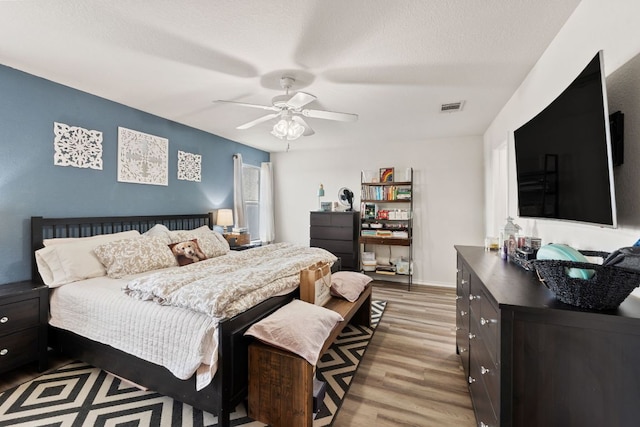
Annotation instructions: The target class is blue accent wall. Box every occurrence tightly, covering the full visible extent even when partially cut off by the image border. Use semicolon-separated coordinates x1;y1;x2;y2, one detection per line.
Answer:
0;64;268;283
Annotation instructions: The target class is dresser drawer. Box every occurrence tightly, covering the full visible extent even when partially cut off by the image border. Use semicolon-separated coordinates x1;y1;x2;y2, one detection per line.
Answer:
310;226;354;241
0;327;39;372
310;212;355;227
469;334;499;427
470;285;499;364
334;253;356;270
0;297;40;335
311;239;355;254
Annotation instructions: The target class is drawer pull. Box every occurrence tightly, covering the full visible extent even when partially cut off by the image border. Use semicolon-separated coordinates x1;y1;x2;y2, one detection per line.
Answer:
0;349;7;356
480;422;490;427
460;310;467;316
481;366;490;375
456;295;462;301
480;317;497;326
468;376;475;384
0;316;7;323
468;333;476;340
459;347;467;353
469;294;480;301
461;279;468;285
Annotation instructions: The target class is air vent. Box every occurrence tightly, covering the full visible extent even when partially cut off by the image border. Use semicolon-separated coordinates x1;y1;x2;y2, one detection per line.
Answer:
440;101;465;112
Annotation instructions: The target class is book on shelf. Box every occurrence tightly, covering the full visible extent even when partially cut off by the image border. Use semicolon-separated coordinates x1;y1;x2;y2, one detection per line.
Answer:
375;265;396;275
362;185;411;201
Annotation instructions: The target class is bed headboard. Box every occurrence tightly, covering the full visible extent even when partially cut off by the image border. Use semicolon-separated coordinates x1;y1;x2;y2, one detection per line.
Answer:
31;213;212;282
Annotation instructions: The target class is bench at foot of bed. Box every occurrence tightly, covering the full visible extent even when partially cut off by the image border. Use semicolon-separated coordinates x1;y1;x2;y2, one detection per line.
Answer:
247;283;372;427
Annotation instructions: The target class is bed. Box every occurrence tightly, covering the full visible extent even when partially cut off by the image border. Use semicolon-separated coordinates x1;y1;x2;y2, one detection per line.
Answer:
30;214;338;427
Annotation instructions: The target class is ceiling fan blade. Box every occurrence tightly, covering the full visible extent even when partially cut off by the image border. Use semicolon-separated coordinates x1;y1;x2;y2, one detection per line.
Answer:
292;116;315;136
302;109;358;122
286;92;317;109
236;113;280;130
214;100;279;112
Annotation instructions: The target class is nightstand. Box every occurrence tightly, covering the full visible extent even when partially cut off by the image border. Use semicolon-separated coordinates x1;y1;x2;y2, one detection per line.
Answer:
0;281;49;374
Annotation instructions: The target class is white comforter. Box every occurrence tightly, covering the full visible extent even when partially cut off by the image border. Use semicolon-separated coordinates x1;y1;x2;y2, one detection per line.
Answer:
123;243;337;319
49;275;220;390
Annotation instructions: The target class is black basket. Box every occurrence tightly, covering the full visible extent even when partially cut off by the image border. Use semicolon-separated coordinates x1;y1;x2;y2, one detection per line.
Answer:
531;250;640;310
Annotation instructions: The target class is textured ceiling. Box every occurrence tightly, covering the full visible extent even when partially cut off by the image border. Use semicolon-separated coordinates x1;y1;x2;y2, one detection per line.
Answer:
0;0;581;152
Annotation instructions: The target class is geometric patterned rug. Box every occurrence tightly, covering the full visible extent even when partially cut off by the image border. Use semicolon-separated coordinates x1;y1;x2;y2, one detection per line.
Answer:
0;300;386;427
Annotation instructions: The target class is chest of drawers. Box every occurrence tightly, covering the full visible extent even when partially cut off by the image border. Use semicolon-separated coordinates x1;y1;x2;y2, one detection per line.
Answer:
456;245;640;427
0;281;49;374
310;211;359;270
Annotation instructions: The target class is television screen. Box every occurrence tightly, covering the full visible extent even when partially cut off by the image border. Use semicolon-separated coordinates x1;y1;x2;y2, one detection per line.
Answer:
514;51;617;227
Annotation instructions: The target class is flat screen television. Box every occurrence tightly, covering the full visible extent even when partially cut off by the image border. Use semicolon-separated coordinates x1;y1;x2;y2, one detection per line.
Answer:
514;51;618;228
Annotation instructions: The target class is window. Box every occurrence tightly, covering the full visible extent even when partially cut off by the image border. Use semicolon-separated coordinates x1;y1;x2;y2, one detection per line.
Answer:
242;164;261;242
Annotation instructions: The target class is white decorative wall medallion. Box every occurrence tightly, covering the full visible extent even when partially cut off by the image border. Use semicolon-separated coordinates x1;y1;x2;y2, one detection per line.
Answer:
177;150;202;182
53;122;103;170
117;127;168;186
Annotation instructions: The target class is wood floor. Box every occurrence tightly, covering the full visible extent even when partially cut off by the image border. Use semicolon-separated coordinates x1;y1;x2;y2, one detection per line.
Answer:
333;281;476;426
0;281;476;426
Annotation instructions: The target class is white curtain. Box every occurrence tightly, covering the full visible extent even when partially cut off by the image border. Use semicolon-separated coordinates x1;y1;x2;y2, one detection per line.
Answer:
259;162;275;243
233;153;247;228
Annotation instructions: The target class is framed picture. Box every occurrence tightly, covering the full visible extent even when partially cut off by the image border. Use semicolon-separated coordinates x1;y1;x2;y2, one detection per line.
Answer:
380;167;394;183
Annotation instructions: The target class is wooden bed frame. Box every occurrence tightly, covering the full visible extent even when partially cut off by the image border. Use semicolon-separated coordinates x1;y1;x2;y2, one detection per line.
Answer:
30;214;302;427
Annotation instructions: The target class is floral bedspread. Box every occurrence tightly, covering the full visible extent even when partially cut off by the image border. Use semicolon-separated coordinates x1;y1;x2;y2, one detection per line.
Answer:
123;242;337;319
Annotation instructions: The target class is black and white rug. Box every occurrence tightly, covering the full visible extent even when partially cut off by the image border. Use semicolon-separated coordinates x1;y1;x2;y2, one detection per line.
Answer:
0;300;386;427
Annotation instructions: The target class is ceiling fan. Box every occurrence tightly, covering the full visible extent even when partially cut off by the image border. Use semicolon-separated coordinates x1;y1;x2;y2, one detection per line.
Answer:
214;76;358;140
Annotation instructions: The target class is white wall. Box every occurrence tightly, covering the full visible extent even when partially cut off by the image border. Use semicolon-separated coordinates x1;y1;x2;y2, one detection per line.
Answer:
484;0;640;254
272;136;485;286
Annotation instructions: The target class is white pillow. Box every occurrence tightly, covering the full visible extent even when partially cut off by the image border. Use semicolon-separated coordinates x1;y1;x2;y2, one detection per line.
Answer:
244;299;344;366
93;236;178;278
36;230;141;287
142;224;173;244
330;271;373;302
43;230;140;247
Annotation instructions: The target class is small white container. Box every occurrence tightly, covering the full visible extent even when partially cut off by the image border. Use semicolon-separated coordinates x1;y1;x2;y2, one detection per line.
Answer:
362;260;376;271
362;252;375;261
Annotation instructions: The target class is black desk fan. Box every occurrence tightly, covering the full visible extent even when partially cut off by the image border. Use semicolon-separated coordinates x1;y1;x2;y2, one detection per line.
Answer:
338;187;354;211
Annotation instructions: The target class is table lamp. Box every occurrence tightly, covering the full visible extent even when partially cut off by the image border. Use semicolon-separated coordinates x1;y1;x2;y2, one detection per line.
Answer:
217;209;233;233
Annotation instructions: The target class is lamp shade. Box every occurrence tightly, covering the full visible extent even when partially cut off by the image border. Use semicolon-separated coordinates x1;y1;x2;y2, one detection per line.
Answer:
217;209;234;227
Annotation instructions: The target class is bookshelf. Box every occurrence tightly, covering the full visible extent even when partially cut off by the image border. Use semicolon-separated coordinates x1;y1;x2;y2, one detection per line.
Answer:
359;167;413;290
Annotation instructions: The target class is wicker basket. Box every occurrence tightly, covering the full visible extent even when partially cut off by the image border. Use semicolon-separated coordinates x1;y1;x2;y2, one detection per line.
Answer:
531;250;640;310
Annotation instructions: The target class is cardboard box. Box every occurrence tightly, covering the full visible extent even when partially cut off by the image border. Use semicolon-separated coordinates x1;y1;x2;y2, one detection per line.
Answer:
225;233;250;246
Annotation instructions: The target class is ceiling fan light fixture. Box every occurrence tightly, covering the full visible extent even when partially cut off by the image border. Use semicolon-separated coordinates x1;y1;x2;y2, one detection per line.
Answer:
270;117;305;141
286;119;305;140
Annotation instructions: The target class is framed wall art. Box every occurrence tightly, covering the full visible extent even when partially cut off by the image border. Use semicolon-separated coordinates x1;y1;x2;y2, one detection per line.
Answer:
177;150;202;182
53;122;103;170
117;127;168;186
380;167;394;183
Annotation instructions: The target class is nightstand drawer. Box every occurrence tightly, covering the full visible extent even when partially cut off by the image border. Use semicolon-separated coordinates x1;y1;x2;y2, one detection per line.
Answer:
0;327;39;372
0;298;40;335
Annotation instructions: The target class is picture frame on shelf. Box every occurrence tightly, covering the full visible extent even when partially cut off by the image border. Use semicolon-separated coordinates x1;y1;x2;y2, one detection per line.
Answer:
380;167;394;182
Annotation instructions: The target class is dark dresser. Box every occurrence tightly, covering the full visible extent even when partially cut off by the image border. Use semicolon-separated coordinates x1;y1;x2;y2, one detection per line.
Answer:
456;245;640;427
310;211;359;271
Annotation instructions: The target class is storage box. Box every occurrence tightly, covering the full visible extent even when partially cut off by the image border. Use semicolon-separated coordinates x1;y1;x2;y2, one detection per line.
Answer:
396;260;410;275
362;252;375;261
362;260;376;272
225;233;250;246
